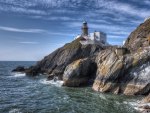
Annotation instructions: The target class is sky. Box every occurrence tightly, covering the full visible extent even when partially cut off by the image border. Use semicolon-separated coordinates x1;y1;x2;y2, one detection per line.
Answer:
0;0;150;61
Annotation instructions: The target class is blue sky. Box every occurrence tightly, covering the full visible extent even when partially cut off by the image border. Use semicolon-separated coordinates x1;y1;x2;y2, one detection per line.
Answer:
0;0;150;61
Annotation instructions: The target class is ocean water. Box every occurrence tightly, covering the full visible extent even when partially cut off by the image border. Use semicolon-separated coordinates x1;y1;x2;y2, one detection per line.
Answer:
0;61;140;113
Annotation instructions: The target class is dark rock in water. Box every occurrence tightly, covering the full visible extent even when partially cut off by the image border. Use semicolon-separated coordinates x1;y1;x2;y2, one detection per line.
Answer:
47;74;55;80
139;105;150;113
141;109;150;113
12;66;25;72
12;65;40;76
25;66;41;76
63;58;97;87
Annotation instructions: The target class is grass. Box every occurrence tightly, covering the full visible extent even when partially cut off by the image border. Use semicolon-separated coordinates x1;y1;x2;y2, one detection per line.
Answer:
64;37;82;50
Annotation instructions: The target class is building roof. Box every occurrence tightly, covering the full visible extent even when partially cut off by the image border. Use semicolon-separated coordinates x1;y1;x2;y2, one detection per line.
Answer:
83;21;87;24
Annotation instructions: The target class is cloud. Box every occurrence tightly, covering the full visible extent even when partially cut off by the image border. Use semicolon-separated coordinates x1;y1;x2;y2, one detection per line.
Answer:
0;0;149;21
66;21;134;33
48;32;75;36
0;5;46;15
94;0;150;18
18;41;39;44
108;35;126;39
0;26;75;37
0;26;46;33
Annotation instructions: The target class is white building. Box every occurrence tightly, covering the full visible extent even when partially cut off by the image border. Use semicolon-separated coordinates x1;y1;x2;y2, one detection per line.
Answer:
75;21;108;46
90;32;107;44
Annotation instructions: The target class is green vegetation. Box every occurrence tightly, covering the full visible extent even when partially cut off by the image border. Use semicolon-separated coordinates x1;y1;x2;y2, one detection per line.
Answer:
64;37;82;50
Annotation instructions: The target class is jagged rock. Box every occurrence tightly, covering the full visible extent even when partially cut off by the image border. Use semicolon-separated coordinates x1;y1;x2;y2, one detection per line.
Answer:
124;18;150;52
93;47;150;95
63;58;97;87
25;66;41;76
139;105;150;113
92;19;150;95
12;66;25;72
93;49;125;94
142;94;150;103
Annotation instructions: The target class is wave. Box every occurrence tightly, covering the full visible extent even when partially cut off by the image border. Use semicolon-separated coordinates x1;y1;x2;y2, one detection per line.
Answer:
124;101;150;112
9;108;22;113
39;79;64;87
10;72;26;77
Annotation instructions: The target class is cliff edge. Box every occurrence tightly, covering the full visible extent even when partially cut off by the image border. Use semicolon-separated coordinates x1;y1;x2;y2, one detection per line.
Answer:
13;19;150;97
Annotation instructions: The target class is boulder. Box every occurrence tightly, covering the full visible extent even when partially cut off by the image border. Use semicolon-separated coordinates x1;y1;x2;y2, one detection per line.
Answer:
63;58;97;87
25;66;41;76
12;66;25;72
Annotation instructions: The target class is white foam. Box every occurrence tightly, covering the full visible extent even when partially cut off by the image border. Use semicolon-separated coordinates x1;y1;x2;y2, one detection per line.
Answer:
11;72;26;77
9;109;22;113
40;79;64;87
127;101;150;112
99;94;106;100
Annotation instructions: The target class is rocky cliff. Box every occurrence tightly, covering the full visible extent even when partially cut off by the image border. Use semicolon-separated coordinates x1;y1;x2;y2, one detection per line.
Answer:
93;19;150;95
13;19;150;97
124;18;150;52
21;37;103;82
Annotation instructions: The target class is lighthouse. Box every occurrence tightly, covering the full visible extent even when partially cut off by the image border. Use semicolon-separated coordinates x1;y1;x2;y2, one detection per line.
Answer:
75;21;108;46
82;21;88;36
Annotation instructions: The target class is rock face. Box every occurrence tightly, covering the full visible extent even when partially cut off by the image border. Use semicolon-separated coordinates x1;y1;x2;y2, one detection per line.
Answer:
142;94;150;103
93;18;150;95
13;18;150;96
124;18;150;52
137;95;150;113
63;58;97;87
23;38;102;79
92;47;150;95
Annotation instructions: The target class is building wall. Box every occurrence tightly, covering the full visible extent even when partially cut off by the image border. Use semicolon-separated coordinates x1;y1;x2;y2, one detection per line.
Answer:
89;32;107;44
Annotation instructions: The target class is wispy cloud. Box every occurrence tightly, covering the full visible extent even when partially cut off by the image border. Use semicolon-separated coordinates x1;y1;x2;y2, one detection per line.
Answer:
0;26;46;33
1;0;149;19
0;25;76;38
66;21;134;33
94;0;150;18
18;41;39;44
48;32;75;36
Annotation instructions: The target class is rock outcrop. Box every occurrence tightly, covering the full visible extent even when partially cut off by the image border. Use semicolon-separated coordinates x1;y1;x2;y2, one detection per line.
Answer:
22;38;103;79
93;18;150;95
124;18;150;52
13;18;150;96
12;66;25;72
142;94;150;103
92;47;150;95
137;95;150;113
63;58;97;87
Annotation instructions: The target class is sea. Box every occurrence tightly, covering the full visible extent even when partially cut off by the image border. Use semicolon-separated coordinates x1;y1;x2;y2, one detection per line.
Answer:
0;61;140;113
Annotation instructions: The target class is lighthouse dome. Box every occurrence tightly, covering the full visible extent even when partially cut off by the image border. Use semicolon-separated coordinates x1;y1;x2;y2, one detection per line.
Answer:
83;21;87;24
